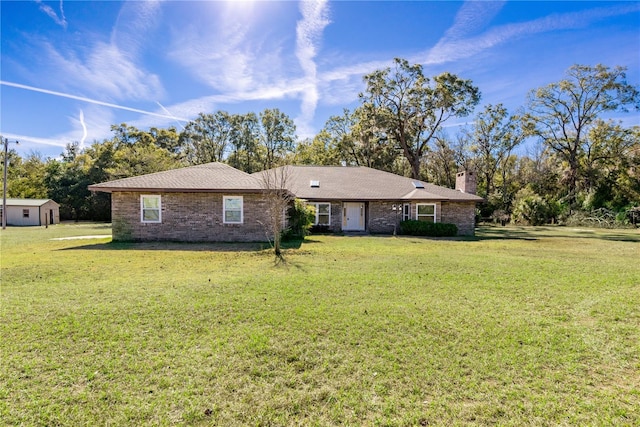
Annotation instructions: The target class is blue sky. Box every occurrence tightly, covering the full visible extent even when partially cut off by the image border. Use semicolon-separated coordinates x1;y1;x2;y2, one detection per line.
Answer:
1;0;639;158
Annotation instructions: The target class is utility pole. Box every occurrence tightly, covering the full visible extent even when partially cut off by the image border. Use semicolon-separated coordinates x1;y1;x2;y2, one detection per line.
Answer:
2;137;19;230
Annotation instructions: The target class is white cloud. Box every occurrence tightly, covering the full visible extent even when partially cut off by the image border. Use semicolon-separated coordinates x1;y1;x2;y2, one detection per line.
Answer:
424;2;640;66
168;3;284;94
35;0;67;29
40;41;164;102
27;0;166;106
111;0;161;55
440;0;505;41
295;0;331;134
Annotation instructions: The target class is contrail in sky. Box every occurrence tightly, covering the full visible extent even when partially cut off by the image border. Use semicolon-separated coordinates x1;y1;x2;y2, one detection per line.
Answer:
79;109;88;147
0;81;190;122
156;101;186;130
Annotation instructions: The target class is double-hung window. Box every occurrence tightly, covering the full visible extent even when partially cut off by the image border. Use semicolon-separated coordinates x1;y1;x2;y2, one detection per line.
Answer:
141;195;162;223
223;196;243;224
416;203;436;223
312;202;331;225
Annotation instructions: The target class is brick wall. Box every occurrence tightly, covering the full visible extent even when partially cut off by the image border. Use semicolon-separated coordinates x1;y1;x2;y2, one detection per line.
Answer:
111;192;270;242
369;201;405;233
111;192;478;241
307;200;475;236
440;201;476;236
368;201;474;236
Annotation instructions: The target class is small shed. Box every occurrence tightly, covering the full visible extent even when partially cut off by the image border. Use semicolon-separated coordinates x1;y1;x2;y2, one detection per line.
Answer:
1;199;60;226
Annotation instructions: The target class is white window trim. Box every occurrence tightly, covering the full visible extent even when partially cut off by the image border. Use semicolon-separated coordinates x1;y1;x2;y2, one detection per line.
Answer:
312;202;331;226
416;203;437;222
140;195;162;223
402;203;411;221
223;196;244;224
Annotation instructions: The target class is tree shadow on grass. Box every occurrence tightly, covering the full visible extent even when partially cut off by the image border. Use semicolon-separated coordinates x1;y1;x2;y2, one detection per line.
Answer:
473;225;640;243
60;240;272;252
59;237;314;252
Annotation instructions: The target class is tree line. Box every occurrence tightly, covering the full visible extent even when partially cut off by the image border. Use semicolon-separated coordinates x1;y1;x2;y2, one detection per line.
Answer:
3;61;639;226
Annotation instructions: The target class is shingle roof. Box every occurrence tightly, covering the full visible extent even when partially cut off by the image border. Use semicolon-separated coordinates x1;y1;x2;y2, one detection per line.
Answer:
89;163;483;202
88;162;263;193
253;166;484;202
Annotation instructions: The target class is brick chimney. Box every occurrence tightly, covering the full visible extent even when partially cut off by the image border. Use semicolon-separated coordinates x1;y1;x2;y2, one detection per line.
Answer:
456;170;477;195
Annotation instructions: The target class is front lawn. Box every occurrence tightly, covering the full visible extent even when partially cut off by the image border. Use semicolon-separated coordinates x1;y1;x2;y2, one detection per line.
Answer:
1;224;639;425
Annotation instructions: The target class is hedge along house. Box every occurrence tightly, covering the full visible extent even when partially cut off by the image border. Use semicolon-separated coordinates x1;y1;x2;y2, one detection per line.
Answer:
89;162;482;242
0;199;60;227
254;166;483;236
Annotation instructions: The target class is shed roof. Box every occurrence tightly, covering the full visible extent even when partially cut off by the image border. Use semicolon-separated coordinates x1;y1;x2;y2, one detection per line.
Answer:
88;162;264;193
2;199;59;207
252;166;484;202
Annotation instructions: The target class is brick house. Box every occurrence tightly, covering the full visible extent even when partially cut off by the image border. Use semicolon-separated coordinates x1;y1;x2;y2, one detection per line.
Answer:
88;163;482;242
253;166;482;236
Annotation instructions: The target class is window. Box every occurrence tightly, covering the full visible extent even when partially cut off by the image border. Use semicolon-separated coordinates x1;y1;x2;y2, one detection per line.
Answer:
23;209;30;218
416;203;436;223
402;203;411;221
312;202;331;226
223;196;243;224
141;195;161;223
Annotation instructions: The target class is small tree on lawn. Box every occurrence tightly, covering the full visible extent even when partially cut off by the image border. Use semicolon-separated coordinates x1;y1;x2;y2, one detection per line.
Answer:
259;165;294;258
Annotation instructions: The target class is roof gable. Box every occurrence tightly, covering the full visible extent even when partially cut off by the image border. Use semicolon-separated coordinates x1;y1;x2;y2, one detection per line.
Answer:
89;162;263;193
253;166;483;202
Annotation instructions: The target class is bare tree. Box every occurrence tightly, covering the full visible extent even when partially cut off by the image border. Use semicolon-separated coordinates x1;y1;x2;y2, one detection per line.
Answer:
258;165;294;258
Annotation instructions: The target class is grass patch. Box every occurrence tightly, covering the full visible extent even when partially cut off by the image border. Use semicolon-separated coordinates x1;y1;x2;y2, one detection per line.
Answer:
1;224;639;425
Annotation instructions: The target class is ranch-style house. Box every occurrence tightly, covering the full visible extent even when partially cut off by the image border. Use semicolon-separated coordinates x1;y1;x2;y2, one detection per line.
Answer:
88;162;482;242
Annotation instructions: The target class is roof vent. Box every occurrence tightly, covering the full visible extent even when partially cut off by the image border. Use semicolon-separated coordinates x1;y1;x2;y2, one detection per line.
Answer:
412;181;424;189
310;180;320;188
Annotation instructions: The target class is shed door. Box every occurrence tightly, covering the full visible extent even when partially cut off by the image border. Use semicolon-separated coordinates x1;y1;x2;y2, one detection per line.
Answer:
343;202;365;231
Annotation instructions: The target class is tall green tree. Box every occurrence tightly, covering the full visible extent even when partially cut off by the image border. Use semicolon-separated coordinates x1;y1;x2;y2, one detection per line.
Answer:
228;112;262;173
259;108;296;169
181;112;233;164
4;152;49;199
581;121;640;210
293;133;341;166
316;108;397;170
468;104;525;204
46;142;93;221
359;58;480;179
523;64;640;205
422;131;458;188
149;126;182;154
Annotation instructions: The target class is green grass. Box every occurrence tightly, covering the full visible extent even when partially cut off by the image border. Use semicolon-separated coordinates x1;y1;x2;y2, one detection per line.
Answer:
1;224;639;426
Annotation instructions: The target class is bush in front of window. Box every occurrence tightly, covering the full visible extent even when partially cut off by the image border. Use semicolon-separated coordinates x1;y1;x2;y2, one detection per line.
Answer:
399;220;458;237
283;199;316;240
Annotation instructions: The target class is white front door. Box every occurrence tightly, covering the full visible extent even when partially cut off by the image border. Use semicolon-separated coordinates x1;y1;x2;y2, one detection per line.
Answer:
343;202;365;231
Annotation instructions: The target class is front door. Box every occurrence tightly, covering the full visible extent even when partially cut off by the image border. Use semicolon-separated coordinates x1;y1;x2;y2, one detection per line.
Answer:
343;202;365;231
